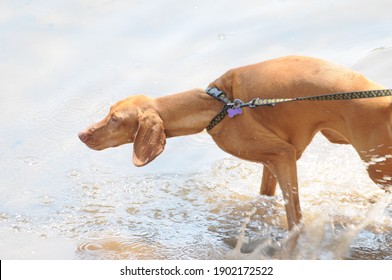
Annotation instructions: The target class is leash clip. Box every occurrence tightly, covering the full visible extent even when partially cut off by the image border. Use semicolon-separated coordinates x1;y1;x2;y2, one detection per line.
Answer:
249;98;259;108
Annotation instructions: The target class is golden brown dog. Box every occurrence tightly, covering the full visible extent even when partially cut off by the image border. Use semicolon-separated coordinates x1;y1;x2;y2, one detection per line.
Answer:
79;55;392;234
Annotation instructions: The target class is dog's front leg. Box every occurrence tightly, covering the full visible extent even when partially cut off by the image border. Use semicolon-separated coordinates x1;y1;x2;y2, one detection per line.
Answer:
265;145;302;256
266;144;302;230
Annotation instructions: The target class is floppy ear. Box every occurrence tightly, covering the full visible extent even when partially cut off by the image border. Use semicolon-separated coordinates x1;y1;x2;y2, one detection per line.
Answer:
133;109;166;167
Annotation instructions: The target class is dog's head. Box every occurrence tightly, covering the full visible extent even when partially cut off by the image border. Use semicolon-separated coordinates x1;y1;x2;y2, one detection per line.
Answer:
78;95;166;167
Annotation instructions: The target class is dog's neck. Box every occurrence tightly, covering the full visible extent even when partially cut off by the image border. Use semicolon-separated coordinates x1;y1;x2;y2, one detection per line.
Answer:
155;88;223;137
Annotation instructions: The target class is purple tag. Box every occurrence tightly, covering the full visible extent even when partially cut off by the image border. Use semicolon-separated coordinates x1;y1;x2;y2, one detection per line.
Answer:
227;107;243;118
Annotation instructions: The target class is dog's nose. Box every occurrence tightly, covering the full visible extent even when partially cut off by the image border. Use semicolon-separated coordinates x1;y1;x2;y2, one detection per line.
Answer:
78;131;88;143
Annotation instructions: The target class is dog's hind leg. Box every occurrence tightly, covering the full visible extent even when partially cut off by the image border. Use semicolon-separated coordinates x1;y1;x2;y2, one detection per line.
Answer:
364;149;392;192
260;165;278;196
350;123;392;192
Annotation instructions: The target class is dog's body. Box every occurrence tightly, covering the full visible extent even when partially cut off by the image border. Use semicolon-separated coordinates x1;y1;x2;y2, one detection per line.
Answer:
79;56;392;233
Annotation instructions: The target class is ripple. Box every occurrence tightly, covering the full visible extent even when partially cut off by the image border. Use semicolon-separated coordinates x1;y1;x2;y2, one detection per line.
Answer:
77;240;104;252
125;207;139;215
42;127;70;141
60;96;91;111
19;156;41;166
127;224;157;239
177;243;208;259
76;237;166;259
0;155;31;186
35;195;56;206
82;204;115;214
51;108;85;129
29;111;52;127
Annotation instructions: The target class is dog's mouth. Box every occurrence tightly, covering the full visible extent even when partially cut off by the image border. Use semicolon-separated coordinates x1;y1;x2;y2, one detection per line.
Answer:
86;142;106;151
78;131;104;150
81;139;105;151
78;131;129;151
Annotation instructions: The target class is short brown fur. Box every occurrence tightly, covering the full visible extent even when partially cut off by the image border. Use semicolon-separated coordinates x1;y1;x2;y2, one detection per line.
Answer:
79;56;392;235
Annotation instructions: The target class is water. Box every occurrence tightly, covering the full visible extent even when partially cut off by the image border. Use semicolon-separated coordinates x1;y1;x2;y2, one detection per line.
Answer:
0;0;392;259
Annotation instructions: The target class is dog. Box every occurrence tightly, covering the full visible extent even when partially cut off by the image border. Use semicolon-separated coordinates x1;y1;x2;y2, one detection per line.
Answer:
79;55;392;234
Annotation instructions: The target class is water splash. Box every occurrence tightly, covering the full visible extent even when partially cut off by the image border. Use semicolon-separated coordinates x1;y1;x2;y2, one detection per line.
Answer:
223;193;392;260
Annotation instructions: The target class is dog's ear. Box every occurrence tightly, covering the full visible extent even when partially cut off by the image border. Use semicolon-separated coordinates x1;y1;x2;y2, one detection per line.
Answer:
133;109;166;167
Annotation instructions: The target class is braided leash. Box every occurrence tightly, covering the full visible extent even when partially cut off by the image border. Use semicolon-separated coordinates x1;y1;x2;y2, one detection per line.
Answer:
206;87;392;130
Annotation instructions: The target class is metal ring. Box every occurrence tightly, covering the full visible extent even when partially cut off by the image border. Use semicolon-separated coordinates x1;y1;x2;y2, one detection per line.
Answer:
232;99;244;108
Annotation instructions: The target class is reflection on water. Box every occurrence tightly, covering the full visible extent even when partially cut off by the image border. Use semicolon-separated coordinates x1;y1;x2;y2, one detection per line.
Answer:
1;0;392;260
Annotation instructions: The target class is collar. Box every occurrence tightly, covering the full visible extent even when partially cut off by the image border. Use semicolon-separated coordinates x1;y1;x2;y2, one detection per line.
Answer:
205;87;232;130
205;86;274;130
205;86;276;130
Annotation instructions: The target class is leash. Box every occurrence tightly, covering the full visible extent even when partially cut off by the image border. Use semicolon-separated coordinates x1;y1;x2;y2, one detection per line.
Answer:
206;87;392;130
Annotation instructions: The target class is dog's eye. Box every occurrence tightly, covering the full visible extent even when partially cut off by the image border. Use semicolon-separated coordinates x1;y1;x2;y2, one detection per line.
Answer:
111;116;119;123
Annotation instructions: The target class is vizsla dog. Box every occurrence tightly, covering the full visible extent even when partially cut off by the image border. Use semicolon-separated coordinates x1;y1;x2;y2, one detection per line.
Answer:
79;56;392;236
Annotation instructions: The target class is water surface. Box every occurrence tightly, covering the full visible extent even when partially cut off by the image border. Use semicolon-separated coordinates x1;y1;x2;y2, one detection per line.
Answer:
0;0;391;259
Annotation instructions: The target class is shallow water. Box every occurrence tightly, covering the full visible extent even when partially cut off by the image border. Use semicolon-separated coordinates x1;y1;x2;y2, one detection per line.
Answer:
1;0;392;259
